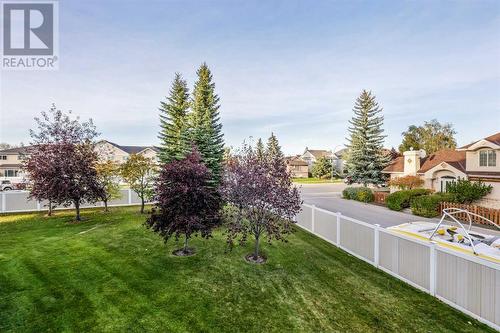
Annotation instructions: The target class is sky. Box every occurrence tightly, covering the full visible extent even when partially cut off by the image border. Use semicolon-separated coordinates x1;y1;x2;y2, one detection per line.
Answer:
1;0;499;155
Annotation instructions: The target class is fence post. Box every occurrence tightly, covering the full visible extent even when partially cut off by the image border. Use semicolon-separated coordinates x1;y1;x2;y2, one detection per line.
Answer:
336;212;341;245
374;224;380;267
1;192;5;213
429;241;437;296
128;189;132;205
311;205;316;232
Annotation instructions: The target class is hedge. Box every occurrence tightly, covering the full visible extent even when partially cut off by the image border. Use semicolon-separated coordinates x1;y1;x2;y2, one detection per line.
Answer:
386;189;431;211
411;193;457;218
342;187;374;203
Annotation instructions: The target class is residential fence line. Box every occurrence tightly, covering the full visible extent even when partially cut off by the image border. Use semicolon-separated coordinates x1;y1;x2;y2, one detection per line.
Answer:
295;203;500;331
373;191;389;205
0;189;149;214
439;202;500;226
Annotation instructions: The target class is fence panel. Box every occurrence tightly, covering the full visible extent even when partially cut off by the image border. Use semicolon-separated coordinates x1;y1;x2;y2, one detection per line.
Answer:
294;204;499;330
373;192;389;205
296;205;312;230
436;250;499;325
108;189;130;206
314;209;337;244
339;217;374;262
3;192;38;212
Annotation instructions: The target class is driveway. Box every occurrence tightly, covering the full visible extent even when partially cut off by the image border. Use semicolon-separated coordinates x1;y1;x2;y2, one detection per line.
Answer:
297;183;499;234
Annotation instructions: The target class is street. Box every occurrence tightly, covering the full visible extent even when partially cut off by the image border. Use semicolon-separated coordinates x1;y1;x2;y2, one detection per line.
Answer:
298;183;499;234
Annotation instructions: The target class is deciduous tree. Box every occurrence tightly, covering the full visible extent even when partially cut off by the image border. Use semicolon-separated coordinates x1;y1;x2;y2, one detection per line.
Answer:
399;120;456;154
222;142;302;263
26;104;103;221
145;147;221;256
95;160;121;212
120;154;157;214
388;175;424;190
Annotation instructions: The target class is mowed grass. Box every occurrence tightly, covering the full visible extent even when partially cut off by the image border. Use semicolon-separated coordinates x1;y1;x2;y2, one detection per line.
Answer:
0;207;494;333
292;177;342;184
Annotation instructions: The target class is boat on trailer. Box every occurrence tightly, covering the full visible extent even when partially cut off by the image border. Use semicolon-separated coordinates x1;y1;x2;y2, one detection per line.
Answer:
388;208;500;263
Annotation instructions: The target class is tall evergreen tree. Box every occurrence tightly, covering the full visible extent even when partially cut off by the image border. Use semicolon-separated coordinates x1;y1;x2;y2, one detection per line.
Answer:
345;90;389;186
255;138;265;161
190;63;224;185
158;73;190;163
266;132;284;161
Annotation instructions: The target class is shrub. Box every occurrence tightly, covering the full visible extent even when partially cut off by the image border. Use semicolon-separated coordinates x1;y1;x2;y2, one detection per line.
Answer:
411;193;457;218
342;187;374;203
342;187;358;200
388;175;424;190
386;189;431;211
356;187;374;203
446;179;493;204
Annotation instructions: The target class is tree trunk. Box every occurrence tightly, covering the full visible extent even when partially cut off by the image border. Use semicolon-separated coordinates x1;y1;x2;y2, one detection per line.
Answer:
183;235;189;253
75;201;81;222
104;199;108;212
253;235;260;259
140;195;145;214
47;201;53;216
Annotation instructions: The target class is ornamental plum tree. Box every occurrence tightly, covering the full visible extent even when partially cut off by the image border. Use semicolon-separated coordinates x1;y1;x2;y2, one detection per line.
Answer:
222;141;302;263
145;147;221;255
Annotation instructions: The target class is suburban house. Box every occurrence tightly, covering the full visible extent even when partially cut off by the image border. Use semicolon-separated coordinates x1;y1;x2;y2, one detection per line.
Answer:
300;148;333;171
285;156;309;178
0;140;160;183
382;132;500;208
95;140;160;164
0;146;29;182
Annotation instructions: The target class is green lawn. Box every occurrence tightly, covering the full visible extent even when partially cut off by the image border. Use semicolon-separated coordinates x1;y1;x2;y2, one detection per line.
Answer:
292;177;342;184
0;207;494;332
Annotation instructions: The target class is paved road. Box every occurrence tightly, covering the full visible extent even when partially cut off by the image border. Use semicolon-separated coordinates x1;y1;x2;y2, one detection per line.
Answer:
297;183;499;234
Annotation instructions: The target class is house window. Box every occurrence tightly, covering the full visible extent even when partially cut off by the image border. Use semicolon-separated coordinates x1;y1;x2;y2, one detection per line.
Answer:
479;150;496;167
4;170;19;177
0;155;6;160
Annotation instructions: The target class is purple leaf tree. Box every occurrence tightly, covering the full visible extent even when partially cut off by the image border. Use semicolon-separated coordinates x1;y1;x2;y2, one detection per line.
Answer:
222;141;302;263
145;146;221;256
25;104;104;221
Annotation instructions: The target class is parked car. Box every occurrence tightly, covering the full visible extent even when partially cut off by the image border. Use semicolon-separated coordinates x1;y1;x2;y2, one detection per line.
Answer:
1;180;14;191
343;176;353;185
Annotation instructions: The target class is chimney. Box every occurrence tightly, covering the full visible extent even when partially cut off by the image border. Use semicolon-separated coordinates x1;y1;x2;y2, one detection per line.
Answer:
403;148;424;175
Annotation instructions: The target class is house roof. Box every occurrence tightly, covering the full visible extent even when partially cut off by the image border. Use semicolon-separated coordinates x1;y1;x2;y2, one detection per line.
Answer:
286;156;308;166
382;149;466;174
417;150;466;173
334;148;348;158
0;146;30;154
458;132;500;149
0;164;23;168
105;141;158;154
304;149;332;159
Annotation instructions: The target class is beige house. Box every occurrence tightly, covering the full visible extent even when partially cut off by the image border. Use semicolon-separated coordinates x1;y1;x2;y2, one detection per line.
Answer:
285;156;309;178
95;140;159;164
0;146;29;182
300;148;333;171
383;132;500;208
0;141;160;183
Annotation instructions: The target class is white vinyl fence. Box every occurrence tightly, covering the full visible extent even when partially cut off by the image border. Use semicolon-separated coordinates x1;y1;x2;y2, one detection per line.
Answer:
296;203;500;331
0;189;148;213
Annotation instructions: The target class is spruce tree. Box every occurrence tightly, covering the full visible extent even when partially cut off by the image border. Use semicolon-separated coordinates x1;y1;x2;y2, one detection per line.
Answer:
266;132;284;161
190;63;225;185
158;73;190;163
345;90;389;186
255;138;265;161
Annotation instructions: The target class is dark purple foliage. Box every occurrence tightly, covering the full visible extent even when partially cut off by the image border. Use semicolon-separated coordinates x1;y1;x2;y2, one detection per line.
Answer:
221;143;302;261
25;105;104;221
145;147;221;253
